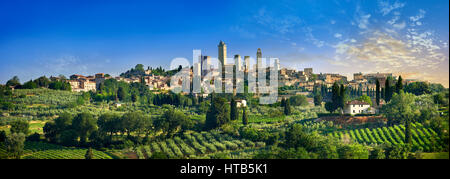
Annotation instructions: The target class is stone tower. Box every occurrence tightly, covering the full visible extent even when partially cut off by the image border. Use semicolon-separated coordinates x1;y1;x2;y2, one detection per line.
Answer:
256;48;262;69
218;41;227;67
256;48;262;95
244;56;250;72
234;54;242;71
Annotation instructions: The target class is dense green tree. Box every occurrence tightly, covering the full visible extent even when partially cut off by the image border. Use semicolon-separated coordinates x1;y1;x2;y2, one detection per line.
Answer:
289;95;308;106
339;84;346;110
10;120;29;135
313;93;322;106
331;82;340;111
34;76;50;88
385;144;410;159
60;129;78;146
198;101;210;114
205;97;230;130
6;76;21;87
337;144;369;159
376;79;380;106
22;80;37;89
284;99;291;115
135;115;154;139
404;82;431;95
358;95;372;106
429;83;445;93
48;81;71;91
135;64;145;72
54;113;73;130
284;124;307;149
433;91;449;106
97;113;121;141
405;118;412;145
230;98;238;121
0;130;6;142
369;145;386;159
325;102;334;113
382;90;416;126
395;76;403;94
280;98;286;107
43;121;58;143
385;77;393;102
242;107;248;125
26;132;41;142
131;92;139;103
117;86;127;101
0;85;13;97
120;112;141;137
5;133;26;159
155;108;192;137
72;113;97;144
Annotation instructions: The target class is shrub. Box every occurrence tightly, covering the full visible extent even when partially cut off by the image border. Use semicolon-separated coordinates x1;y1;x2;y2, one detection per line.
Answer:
26;132;41;142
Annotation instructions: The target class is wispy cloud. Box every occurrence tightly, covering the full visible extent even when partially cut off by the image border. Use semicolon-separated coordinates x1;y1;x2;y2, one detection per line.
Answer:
409;9;426;26
357;14;371;29
230;25;256;39
304;27;325;48
43;55;88;75
253;7;302;34
378;0;406;16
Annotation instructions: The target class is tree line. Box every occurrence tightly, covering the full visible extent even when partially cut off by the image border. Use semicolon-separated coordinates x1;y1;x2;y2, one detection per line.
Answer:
5;76;71;91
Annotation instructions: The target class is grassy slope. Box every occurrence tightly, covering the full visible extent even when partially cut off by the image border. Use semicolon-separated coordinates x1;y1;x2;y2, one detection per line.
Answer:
0;141;116;159
421;152;449;159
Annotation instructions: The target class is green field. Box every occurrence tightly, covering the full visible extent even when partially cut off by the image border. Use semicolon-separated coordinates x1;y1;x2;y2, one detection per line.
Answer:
420;152;449;159
0;121;46;135
136;131;265;159
0;141;115;159
329;122;443;152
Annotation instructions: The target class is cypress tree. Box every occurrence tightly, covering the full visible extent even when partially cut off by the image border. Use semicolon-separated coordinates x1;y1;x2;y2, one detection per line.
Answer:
339;84;345;110
230;98;238;121
242;107;248;125
85;147;94;159
396;76;403;93
284;99;291;115
405;119;412;145
376;79;380;106
117;86;126;101
331;82;340;112
385;77;392;102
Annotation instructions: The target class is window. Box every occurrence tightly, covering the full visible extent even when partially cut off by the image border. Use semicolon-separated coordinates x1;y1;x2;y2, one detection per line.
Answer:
353;110;355;113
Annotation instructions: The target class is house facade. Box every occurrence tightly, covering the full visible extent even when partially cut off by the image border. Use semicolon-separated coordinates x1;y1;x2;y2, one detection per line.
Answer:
344;100;371;115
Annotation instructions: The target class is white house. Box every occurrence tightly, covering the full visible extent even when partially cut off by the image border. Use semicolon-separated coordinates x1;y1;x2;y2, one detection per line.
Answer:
236;99;247;108
344;100;371;115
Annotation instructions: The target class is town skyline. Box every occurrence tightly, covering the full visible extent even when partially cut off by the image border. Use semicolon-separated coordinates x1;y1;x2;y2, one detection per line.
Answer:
0;0;448;87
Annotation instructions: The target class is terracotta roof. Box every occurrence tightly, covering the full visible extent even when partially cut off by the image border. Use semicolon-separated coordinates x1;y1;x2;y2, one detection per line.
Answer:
346;100;370;105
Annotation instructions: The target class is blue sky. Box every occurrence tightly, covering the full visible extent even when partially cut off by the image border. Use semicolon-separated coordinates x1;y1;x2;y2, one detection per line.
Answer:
1;0;449;86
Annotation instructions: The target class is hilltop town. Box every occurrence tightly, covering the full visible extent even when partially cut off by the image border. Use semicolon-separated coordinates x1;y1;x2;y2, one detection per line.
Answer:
47;41;426;111
1;41;448;160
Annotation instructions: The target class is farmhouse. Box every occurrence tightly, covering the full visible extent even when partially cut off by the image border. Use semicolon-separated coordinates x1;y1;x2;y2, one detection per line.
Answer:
344;100;371;115
236;99;247;108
